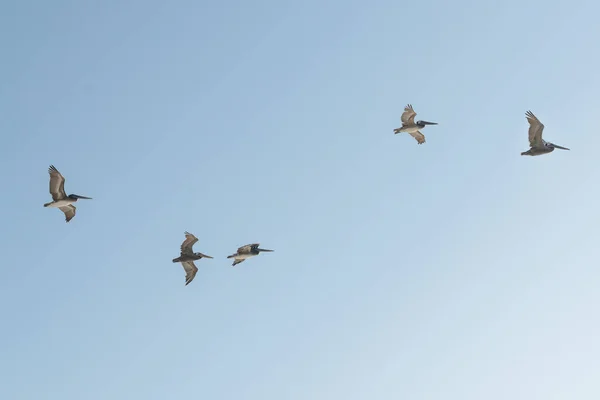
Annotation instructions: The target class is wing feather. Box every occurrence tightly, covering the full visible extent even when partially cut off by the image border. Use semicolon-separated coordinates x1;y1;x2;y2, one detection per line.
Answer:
180;232;199;255
181;261;198;286
409;131;426;144
48;165;67;201
525;111;545;147
401;104;417;125
237;243;259;254
59;205;76;223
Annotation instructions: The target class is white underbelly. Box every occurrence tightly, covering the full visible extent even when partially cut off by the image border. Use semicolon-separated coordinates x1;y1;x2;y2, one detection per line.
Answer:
399;126;420;133
49;199;73;207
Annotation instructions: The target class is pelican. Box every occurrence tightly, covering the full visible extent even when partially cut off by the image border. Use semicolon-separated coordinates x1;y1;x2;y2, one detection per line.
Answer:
227;243;273;266
43;165;92;223
521;111;570;156
172;232;213;286
393;104;438;144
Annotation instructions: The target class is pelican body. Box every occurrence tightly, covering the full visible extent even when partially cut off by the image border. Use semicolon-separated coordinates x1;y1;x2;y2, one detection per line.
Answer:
44;165;92;222
393;104;438;145
172;232;213;286
227;243;273;266
521;111;570;156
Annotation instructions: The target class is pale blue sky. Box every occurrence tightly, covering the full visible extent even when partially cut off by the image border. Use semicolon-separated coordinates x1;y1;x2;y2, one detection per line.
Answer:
1;1;599;399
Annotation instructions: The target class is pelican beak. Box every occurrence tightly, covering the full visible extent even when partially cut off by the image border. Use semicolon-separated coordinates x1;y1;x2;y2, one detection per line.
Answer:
421;121;438;125
72;195;92;199
257;248;274;252
553;144;570;150
201;254;214;259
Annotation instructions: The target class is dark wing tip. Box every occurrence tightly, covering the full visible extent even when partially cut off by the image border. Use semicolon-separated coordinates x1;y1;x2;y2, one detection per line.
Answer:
185;272;196;285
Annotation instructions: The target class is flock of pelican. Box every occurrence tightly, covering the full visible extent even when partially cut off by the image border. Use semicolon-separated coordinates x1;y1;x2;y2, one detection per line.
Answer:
43;166;274;285
394;105;570;156
171;232;273;285
43;107;568;285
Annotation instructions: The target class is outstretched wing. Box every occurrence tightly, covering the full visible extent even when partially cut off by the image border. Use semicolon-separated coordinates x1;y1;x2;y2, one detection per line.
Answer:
525;111;545;147
48;165;68;201
181;261;198;286
232;259;245;267
401;104;417;125
59;205;76;223
237;243;259;254
180;232;199;256
409;131;426;145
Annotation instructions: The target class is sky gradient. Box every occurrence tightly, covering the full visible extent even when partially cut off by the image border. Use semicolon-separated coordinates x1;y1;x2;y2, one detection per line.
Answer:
1;1;599;399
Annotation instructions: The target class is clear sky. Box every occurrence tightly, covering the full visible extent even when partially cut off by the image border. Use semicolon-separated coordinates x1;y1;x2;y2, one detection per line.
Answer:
1;1;599;399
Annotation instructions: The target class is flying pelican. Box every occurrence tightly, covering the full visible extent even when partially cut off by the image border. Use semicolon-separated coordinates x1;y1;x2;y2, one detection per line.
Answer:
393;104;438;144
521;110;570;156
172;232;213;286
43;165;92;223
227;243;273;266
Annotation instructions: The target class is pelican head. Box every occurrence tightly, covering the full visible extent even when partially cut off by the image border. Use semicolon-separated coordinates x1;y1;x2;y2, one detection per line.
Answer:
196;252;213;259
257;248;274;253
550;143;570;151
69;194;92;200
417;120;438;126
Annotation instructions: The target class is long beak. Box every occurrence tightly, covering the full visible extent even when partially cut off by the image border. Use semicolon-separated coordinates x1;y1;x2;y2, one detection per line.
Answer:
200;253;214;259
553;144;570;150
421;121;438;125
72;194;92;199
257;248;274;252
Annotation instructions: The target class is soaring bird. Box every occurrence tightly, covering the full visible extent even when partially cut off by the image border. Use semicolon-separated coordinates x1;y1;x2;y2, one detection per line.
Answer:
227;243;273;266
521;110;570;156
393;104;438;144
172;232;213;286
43;165;92;223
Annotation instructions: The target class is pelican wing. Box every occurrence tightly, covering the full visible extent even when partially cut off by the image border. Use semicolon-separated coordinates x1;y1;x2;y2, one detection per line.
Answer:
181;261;198;286
59;205;76;223
48;165;68;201
180;232;199;255
525;111;545;147
237;243;259;254
232;258;245;266
409;130;426;144
401;104;417;125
